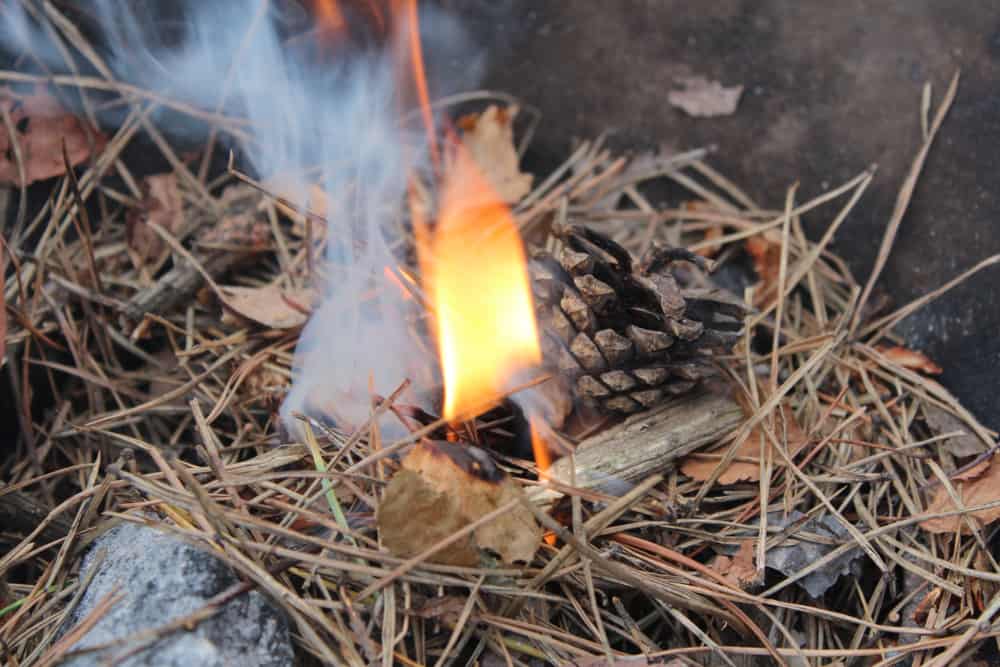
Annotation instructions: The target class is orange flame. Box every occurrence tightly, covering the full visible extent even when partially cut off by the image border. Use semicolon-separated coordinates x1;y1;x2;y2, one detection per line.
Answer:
529;419;553;479
419;146;540;421
313;0;346;32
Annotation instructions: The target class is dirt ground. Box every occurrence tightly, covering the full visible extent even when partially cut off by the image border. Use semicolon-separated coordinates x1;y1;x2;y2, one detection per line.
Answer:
457;0;1000;429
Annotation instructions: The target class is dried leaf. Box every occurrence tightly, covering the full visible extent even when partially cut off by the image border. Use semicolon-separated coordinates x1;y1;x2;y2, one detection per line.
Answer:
717;511;863;597
876;344;943;375
0;86;106;185
456;105;533;204
922;403;987;458
920;454;1000;534
127;173;184;269
711;540;759;589
219;285;315;329
377;441;541;566
745;231;782;306
680;401;808;484
667;76;743;118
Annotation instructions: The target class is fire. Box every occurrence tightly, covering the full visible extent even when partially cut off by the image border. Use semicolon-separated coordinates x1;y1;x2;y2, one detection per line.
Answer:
313;0;346;32
420;145;541;421
315;0;553;478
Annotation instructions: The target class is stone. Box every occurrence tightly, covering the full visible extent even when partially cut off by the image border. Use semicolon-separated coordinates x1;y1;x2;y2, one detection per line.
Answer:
60;522;294;667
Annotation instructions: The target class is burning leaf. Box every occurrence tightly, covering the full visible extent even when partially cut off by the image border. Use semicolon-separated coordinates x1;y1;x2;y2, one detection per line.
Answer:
920;453;1000;534
127;173;184;269
667;76;744;118
680;401;808;484
875;345;943;375
456;105;533;204
0;86;106;185
710;540;759;589
219;285;316;329
377;441;541;567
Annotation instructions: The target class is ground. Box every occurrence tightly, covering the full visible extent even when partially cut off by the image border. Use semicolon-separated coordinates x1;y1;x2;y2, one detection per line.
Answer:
456;0;1000;429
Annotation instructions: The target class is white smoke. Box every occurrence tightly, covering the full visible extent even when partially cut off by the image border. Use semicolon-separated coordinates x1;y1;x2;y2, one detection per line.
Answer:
2;0;484;434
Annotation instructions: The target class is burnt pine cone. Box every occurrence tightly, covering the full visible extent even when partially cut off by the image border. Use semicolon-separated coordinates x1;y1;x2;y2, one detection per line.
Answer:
530;223;746;415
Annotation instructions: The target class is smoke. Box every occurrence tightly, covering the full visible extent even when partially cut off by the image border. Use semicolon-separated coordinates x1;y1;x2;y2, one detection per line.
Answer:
2;0;485;434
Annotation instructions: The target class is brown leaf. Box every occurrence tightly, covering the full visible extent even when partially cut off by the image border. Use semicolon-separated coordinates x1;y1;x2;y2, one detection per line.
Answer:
377;441;542;567
745;232;782;307
127;173;184;269
667;76;743;118
680;400;809;484
876;345;943;375
711;540;760;589
0;86;106;185
456;105;533;204
920;454;1000;534
922;403;987;458
219;285;315;329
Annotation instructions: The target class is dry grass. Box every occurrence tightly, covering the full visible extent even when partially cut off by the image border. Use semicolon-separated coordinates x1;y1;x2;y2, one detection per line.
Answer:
2;5;1000;667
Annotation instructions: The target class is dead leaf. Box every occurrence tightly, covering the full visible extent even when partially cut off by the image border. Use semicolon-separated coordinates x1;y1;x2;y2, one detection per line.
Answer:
711;540;760;589
922;403;987;458
920;453;1000;534
667;76;744;118
219;285;315;329
875;345;943;375
127;173;184;269
377;441;542;567
745;231;782;306
0;86;106;185
456;105;533;204
680;400;809;484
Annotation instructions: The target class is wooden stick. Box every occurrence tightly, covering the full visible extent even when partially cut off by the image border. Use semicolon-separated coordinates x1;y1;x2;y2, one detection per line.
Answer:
544;389;742;495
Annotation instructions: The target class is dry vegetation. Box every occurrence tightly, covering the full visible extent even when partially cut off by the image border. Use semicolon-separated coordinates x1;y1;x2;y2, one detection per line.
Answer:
3;6;1000;666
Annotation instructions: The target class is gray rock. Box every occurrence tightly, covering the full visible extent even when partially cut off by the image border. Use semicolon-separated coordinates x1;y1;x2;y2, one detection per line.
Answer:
60;522;294;667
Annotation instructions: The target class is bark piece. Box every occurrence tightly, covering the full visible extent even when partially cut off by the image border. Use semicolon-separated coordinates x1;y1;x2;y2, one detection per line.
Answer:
544;390;742;495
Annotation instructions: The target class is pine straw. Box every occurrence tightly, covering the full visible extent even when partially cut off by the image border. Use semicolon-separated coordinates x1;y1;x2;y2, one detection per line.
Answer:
3;9;1000;664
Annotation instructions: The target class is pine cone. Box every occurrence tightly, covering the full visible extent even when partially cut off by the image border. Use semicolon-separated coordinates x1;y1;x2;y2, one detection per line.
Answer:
531;223;745;415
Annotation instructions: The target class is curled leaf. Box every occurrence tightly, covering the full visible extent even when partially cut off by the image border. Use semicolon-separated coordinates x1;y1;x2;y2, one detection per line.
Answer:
377;441;541;567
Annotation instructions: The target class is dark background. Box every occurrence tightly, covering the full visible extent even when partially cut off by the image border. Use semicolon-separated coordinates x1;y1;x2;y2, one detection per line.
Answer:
454;0;1000;429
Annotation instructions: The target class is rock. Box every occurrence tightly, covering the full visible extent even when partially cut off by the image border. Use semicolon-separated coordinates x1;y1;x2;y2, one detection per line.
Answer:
60;522;294;667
